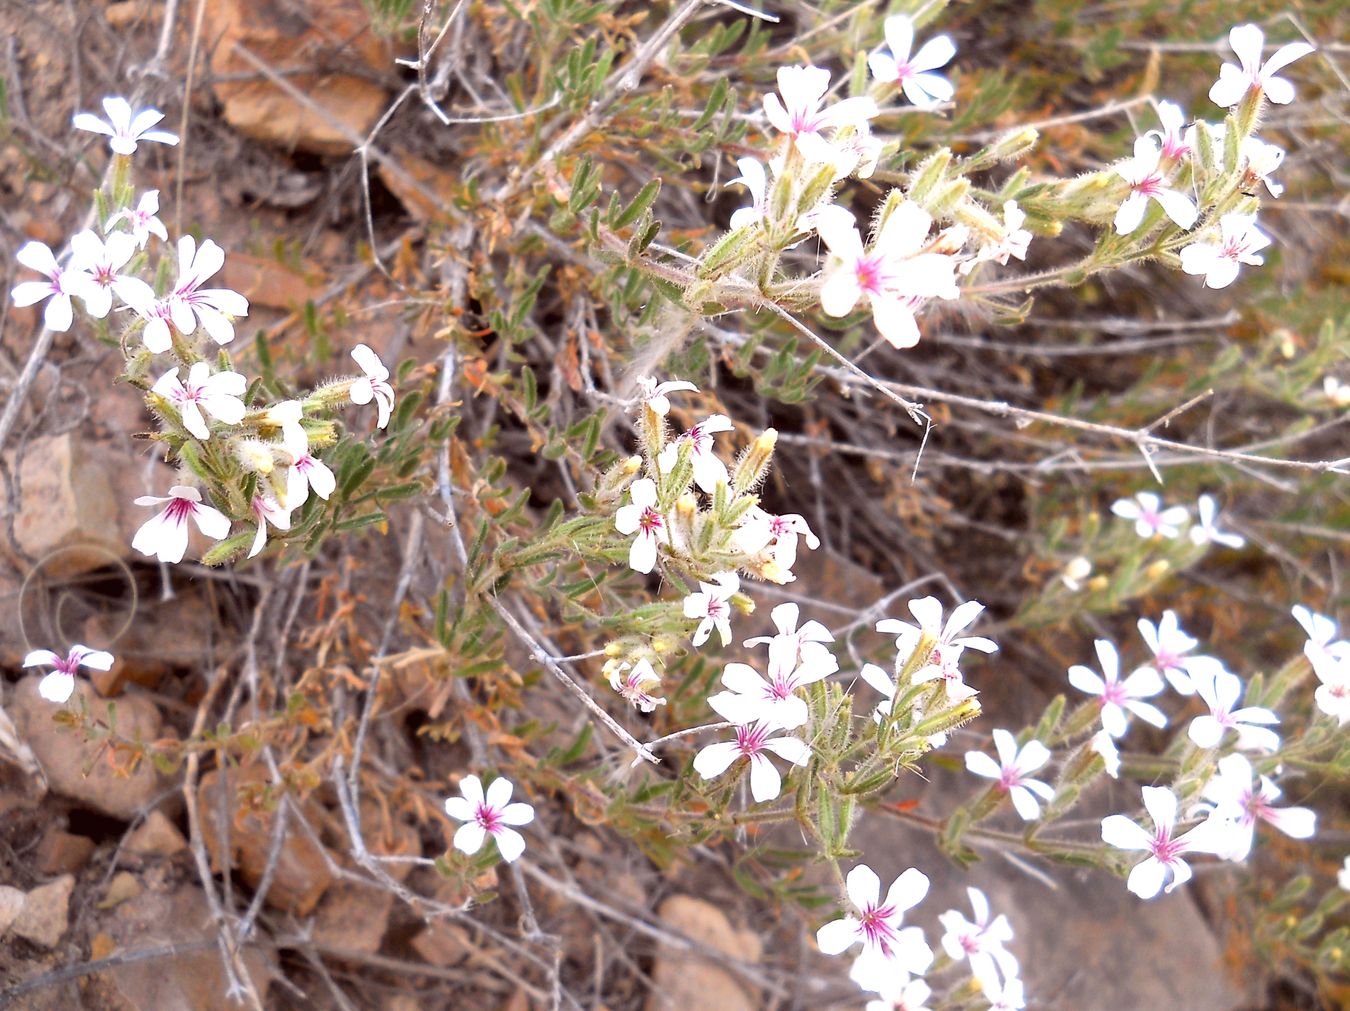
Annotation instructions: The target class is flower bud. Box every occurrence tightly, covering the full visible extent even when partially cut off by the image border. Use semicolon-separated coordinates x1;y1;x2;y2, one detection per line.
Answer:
730;592;755;615
731;428;777;493
1144;559;1170;580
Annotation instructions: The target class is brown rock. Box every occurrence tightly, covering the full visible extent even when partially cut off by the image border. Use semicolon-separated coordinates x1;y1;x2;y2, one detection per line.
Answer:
224;252;325;312
105;1;156;30
198;765;336;915
204;0;393;155
100;885;275;1009
312;881;393;955
0;885;24;935
124;810;187;858
11;874;75;947
409;920;474;968
1;433;129;580
645;895;761;1011
10;674;166;820
35;827;96;874
83;587;224;695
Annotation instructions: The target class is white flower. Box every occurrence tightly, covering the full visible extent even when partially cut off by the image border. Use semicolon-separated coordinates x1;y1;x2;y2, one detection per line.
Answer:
815;202;959;349
961;200;1032;274
247;494;292;559
1292;604;1350;672
1151;100;1193;161
938;887;1018;992
1310;651;1350;726
734;508;820;575
614;478;669;574
692;720;810;802
867;15;957;109
1340;857;1350;892
985;977;1027;1011
762;66;878;165
635;375;697;416
1208;24;1314;108
444;774;534;863
864;977;931;1011
1239;137;1286;197
1323;376;1350;407
22;645;115;704
1136;610;1202;695
72;96;179;155
350;343;395;429
152;363;247;440
860;662;900;723
964;729;1055;821
131;485;231;563
1114;137;1198;235
9;240;98;332
1189;494;1245;548
1060;556;1092;591
608;658;667;713
1090;730;1120;778
815;865;934;978
279;424;336;510
68;229;154;317
658;414;733;492
1068;639;1166;738
683;572;739;647
129;235;249;349
1180;213;1271;289
708;643;838;731
1187;658;1280;752
729;158;769;230
107;190;169;248
1201;754;1315;862
743;602;835;667
1110;491;1189;538
1100;786;1230;898
877;596;998;657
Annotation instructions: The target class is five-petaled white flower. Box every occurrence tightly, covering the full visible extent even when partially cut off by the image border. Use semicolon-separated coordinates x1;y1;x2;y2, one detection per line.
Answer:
10;240;98;333
692;720;810;802
938;887;1019;993
1110;491;1189;539
658;414;733;492
878;596;999;658
614;477;669;574
152;363;247;441
349;344;395;429
1180;213;1271;289
734;507;820;576
1100;786;1229;898
247;494;292;559
683;572;740;648
1200;754;1315;862
762;66;878;165
708;642;837;731
815;202;960;349
1309;651;1350;726
1292;604;1349;668
69;229;154;316
1189;494;1245;548
635;375;698;416
864;977;932;1011
1239;137;1286;197
23;645;115;704
444;774;535;863
1090;729;1121;778
867;14;957;109
816;865;934;981
1136;610;1202;695
130;235;249;350
1208;24;1314;108
131;484;231;564
964;729;1055;821
72;96;179;155
107;190;169;248
281;424;336;510
1068;639;1167;738
1113;137;1198;235
1186;658;1280;752
607;658;667;713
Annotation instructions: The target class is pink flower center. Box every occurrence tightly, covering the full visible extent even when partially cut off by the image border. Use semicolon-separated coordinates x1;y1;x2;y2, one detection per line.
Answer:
788;104;824;136
768;516;791;537
705;598;726;618
163;495;198;527
1099;679;1127;706
638;507;664;536
1153;649;1180;671
997;766;1024;791
1132;173;1166;197
474;802;503;834
734;723;771;758
854;256;884;294
92;263;118;288
1150;828;1183;865
857;904;899;955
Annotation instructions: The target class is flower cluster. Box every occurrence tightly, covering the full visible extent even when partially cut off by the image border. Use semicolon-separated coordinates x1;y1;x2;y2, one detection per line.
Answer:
9;96;398;567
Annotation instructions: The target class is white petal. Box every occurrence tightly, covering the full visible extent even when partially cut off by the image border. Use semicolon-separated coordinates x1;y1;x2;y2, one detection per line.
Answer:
1101;814;1151;851
453;821;486;855
1126;857;1167;899
693;741;740;780
22;650;61;668
458;774;485;806
192;504;232;541
443;797;474;822
1009;785;1042;821
910;35;956;74
883;867;929;912
494;827;527;862
748;755;782;802
485;776;513;810
500;802;535;827
964;750;1002;780
1142;785;1178;831
38;671;76;704
846;864;882;910
815;916;861;955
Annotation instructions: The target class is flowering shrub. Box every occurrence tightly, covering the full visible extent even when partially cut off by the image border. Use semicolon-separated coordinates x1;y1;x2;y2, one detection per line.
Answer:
4;2;1347;1007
